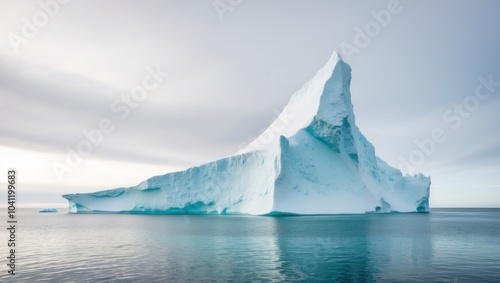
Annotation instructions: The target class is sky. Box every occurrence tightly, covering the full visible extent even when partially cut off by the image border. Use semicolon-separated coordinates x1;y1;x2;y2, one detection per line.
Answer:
0;0;499;208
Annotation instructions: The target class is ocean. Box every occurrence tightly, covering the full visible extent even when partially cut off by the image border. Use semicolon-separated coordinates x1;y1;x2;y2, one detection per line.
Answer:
1;208;499;282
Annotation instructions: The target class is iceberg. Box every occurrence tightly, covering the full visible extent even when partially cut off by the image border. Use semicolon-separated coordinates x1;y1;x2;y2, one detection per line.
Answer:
39;208;58;213
63;52;430;215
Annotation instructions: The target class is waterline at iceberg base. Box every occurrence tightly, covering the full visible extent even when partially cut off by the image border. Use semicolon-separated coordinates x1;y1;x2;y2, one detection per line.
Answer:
63;52;430;215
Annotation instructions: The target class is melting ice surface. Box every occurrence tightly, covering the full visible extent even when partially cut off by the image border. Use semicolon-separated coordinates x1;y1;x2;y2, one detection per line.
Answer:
63;52;430;215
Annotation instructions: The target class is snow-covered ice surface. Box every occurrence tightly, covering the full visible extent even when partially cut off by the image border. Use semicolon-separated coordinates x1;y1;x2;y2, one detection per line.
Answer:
63;52;430;215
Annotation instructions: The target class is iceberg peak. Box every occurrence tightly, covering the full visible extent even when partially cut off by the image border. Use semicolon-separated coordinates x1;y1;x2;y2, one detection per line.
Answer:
239;51;352;154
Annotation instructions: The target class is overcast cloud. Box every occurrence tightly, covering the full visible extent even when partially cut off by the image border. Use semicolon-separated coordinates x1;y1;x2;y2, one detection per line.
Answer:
0;0;499;207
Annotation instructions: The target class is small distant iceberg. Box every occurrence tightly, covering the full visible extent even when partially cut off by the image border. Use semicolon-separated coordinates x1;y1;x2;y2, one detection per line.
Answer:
39;208;58;213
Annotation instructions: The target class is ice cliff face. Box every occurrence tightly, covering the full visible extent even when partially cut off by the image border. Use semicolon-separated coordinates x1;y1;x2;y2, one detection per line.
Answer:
63;52;430;215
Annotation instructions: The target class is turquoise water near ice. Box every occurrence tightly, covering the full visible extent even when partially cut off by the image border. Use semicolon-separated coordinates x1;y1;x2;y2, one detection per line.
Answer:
1;208;499;282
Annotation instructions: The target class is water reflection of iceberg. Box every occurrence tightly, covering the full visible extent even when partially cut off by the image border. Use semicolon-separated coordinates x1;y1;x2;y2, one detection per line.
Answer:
271;216;374;282
267;214;433;281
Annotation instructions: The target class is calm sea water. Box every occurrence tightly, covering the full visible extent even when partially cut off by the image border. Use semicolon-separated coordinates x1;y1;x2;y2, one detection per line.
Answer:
1;208;499;282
